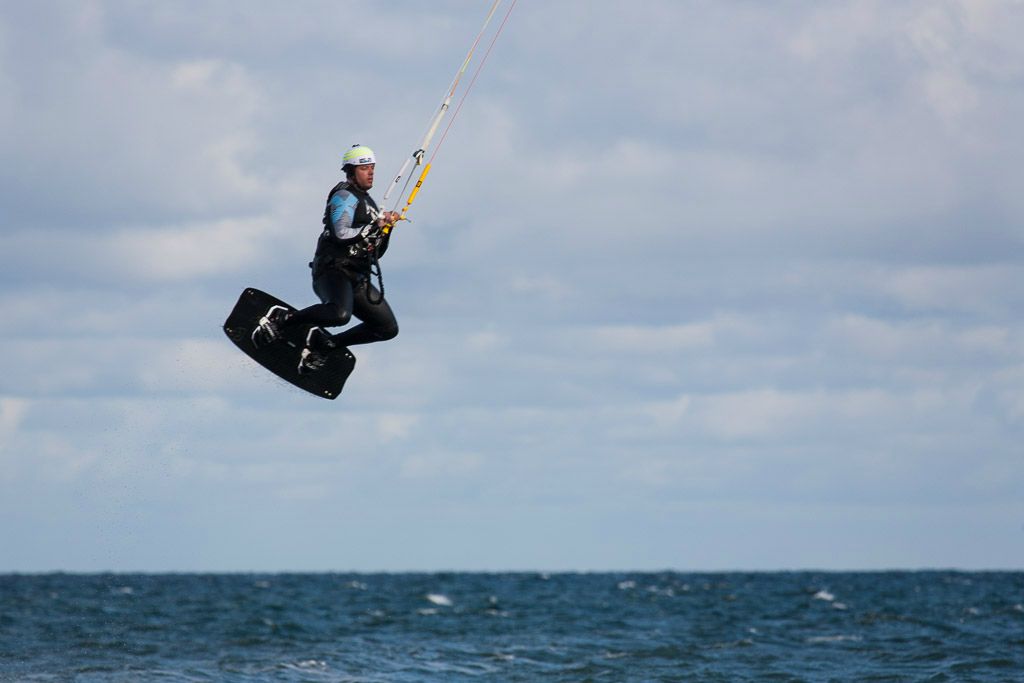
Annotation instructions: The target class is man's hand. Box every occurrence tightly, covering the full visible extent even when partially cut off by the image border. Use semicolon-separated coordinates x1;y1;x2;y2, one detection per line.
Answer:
376;211;402;229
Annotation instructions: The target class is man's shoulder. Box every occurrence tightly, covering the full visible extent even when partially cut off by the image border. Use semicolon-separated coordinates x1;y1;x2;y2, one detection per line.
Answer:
329;185;358;204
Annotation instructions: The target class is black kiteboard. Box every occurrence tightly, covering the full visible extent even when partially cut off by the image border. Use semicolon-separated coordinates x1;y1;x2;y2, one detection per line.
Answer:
223;287;355;400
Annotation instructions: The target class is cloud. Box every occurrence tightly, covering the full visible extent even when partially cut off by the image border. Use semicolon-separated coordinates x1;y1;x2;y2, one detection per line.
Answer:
0;217;283;288
876;265;1024;316
0;397;29;458
589;321;719;353
400;450;483;479
0;4;269;228
2;1;1023;571
825;314;1023;367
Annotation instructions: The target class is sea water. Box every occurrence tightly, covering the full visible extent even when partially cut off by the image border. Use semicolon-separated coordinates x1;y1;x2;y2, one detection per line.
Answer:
1;571;1021;681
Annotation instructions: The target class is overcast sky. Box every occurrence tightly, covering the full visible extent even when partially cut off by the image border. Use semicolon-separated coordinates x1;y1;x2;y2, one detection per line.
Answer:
2;0;1022;572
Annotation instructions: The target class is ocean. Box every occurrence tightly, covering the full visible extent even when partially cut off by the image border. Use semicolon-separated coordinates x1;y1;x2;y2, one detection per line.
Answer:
1;571;1021;681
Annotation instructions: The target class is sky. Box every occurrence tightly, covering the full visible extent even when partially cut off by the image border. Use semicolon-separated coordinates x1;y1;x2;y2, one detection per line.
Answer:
1;0;1022;573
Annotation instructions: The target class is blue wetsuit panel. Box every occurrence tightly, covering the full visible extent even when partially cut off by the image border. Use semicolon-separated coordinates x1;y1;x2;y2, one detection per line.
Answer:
328;190;361;241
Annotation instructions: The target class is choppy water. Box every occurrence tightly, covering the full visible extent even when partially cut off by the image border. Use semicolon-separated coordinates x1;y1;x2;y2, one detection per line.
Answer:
1;571;1022;681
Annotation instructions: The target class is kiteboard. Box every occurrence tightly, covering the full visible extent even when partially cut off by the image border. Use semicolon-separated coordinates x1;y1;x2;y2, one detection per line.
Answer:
223;288;355;400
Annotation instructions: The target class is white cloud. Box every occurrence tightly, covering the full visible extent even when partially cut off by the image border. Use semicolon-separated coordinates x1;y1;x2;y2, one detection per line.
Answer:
400;451;483;480
642;394;692;430
694;389;830;440
0;5;270;225
2;1;1023;571
590;322;715;353
0;397;30;458
878;265;1024;316
108;217;278;282
374;413;421;443
825;314;1023;369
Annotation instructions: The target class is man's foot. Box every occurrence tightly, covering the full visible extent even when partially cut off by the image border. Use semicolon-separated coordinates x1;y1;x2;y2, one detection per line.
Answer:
298;326;336;375
251;305;291;348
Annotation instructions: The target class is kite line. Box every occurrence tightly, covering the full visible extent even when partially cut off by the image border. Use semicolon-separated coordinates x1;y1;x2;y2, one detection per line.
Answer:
381;0;518;233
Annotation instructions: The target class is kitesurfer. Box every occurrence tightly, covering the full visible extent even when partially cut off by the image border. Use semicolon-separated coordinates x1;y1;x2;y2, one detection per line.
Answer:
252;144;400;374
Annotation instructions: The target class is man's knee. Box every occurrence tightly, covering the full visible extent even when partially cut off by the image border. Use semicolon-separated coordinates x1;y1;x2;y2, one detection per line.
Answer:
329;302;352;326
376;320;398;341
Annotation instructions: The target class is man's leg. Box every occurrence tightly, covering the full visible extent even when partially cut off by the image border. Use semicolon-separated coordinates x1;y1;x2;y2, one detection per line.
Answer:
252;270;356;349
329;281;398;347
288;269;355;328
292;271;359;374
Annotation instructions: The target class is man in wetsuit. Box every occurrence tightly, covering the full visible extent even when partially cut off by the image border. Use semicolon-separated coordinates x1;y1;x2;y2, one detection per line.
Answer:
252;145;401;374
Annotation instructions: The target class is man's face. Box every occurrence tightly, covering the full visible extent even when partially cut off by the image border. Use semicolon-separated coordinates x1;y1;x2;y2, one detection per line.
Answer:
352;164;375;190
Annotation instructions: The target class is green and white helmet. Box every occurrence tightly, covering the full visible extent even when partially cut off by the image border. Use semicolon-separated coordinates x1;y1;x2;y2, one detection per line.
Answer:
342;144;376;170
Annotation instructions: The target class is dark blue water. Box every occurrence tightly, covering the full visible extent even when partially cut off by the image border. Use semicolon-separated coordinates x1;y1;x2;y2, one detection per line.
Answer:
1;572;1021;681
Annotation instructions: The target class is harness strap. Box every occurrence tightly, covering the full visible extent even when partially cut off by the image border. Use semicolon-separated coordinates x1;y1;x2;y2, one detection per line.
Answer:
367;251;385;305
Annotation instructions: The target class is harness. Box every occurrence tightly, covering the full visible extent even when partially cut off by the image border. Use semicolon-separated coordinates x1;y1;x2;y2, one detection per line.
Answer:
312;181;388;304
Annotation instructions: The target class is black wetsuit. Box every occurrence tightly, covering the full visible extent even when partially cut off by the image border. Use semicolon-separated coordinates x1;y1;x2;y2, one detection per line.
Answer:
287;180;398;347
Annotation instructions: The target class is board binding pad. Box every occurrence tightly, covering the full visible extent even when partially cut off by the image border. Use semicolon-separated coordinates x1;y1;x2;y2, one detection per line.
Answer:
223;288;355;400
